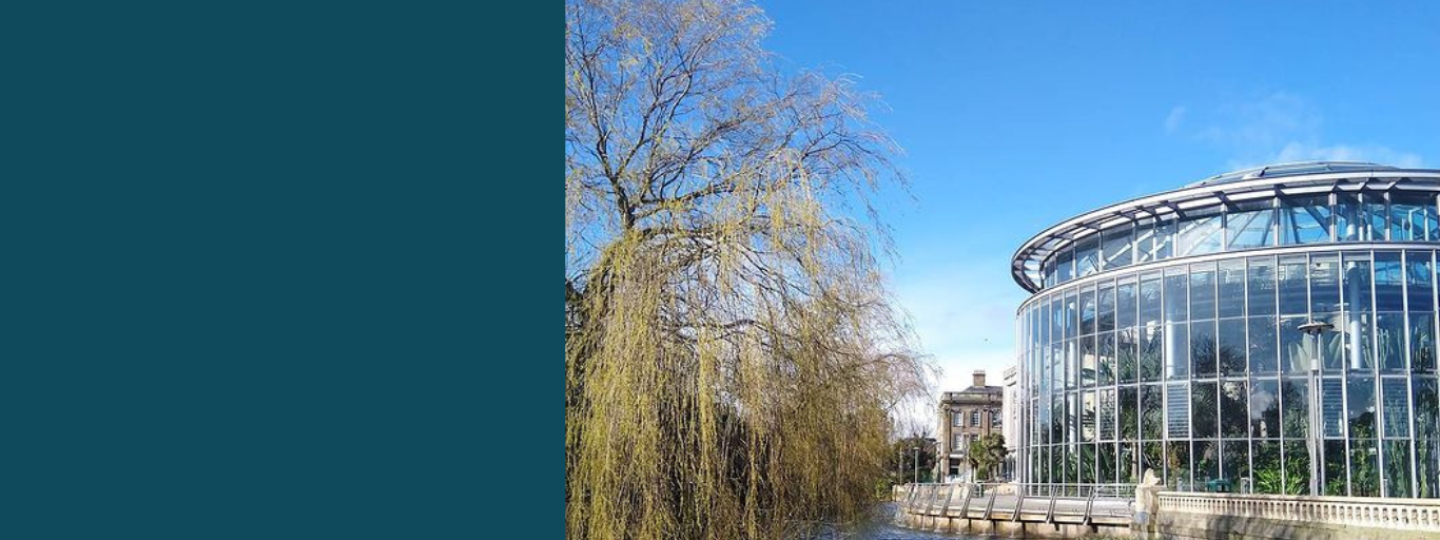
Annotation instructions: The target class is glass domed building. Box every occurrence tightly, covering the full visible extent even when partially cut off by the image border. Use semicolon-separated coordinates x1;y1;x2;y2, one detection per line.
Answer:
1012;161;1440;498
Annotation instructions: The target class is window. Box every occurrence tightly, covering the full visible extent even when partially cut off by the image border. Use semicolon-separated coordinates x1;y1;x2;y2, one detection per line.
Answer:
971;409;982;427
953;411;961;427
991;408;1002;428
953;434;963;452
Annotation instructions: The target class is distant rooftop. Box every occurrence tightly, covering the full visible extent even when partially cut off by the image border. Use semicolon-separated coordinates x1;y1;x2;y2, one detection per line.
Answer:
1185;161;1397;188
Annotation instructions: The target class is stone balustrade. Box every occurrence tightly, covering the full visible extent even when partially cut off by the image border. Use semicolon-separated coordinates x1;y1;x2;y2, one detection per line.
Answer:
1157;491;1440;532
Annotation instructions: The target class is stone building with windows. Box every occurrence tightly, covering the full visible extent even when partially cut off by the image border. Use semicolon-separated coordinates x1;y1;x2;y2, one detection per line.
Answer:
938;370;1004;482
1012;161;1440;497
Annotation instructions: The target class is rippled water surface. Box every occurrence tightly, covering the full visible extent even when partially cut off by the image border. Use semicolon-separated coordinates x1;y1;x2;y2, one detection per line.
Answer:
830;504;990;540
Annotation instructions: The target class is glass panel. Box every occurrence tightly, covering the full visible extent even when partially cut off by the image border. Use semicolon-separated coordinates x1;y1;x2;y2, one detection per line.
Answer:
1098;283;1116;333
1344;253;1374;371
1407;251;1433;312
1310;253;1341;313
1082;390;1096;442
1099;443;1117;484
1140;274;1162;326
1166;383;1190;439
1279;316;1309;374
1192;382;1217;439
1218;260;1246;318
1367;196;1389;242
1191;319;1217;377
1165;322;1188;379
1117;279;1137;328
1140;324;1163;383
1421;436;1440;498
1167;441;1190;491
1120;442;1138;483
1177;212;1223;257
1283;441;1310;495
1076;236;1100;278
1221;381;1248;438
1079;443;1096;484
1281;194;1331;245
1103;226;1133;270
1348;375;1377;439
1143;442;1164;484
1223;440;1250;489
1322;312;1345;371
1278;257;1308;315
1057;247;1074;284
1227;201;1276;250
1375;252;1404;312
1098;331;1115;385
1164;272;1188;323
1118;328;1138;384
1080;286;1097;335
1413;312;1436;374
1382;378;1410;438
1099;387;1116;441
1190;265;1217;320
1252;441;1283;494
1081;335;1097;387
1351;439;1379;497
1336;193;1363;242
1377;312;1405;373
1391;191;1433;242
1194;440;1219;485
1324;440;1347;496
1248;256;1277;316
1120;386;1138;440
1281;378;1308;439
1141;385;1163;440
1248;316;1278;374
1154;220;1176;261
1134;221;1155;264
1250;379;1280;439
1322;378;1345;438
1386;441;1413;498
1219;318;1247;376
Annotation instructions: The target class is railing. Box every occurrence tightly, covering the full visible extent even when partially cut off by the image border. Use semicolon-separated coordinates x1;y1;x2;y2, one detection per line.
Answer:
1157;491;1440;532
898;482;1135;525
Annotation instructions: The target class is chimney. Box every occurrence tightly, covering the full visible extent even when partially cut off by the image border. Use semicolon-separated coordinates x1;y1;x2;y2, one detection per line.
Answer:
973;370;987;388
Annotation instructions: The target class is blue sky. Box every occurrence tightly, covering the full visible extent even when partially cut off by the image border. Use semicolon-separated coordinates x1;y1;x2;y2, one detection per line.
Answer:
757;2;1440;400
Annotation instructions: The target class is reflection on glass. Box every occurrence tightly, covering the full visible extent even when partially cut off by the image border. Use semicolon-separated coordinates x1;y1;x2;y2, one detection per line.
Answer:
1178;212;1223;257
1281;195;1331;245
1382;378;1410;438
1191;319;1217;377
1103;227;1133;270
1278;257;1308;315
1249;257;1277;316
1167;441;1190;490
1219;319;1247;375
1192;382;1218;438
1098;283;1116;332
1311;254;1341;313
1190;266;1217;320
1219;260;1247;318
1376;252;1404;311
1281;379;1308;439
1164;272;1187;323
1249;316;1278;374
1221;381;1249;438
1227;201;1276;250
1412;312;1435;374
1141;385;1163;440
1250;379;1279;439
1223;440;1250;487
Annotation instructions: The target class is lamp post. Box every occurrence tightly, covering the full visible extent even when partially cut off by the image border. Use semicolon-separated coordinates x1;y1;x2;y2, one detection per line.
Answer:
912;445;920;484
1298;319;1332;497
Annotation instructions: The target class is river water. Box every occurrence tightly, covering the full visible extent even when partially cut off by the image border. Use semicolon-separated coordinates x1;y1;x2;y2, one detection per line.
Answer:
827;504;988;540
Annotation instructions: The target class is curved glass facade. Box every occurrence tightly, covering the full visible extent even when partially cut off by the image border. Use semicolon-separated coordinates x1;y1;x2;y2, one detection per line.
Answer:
1014;166;1440;498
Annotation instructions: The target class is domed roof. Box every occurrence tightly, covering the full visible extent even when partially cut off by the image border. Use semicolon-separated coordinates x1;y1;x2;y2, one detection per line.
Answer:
1185;161;1396;188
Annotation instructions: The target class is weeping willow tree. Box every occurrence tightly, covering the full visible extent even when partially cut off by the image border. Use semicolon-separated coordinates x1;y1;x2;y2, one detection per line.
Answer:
565;1;932;539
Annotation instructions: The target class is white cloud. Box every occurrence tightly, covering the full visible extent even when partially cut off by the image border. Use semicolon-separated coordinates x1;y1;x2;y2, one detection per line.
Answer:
1163;106;1186;134
1190;91;1422;170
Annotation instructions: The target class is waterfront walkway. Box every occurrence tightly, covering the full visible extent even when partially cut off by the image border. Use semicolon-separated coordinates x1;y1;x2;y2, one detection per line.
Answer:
897;483;1134;530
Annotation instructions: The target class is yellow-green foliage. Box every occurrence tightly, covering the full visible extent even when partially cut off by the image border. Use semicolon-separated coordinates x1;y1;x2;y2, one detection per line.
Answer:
566;1;932;539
